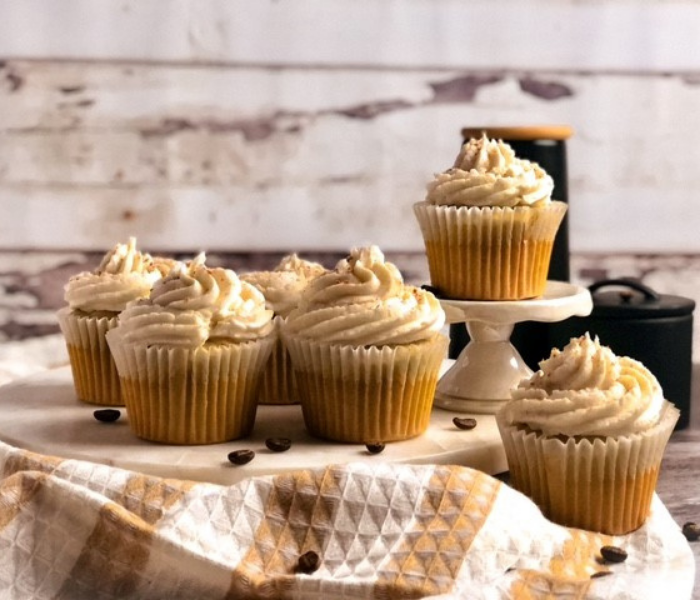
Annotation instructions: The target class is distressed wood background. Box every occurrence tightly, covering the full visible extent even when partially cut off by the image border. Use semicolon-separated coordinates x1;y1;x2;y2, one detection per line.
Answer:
0;0;699;348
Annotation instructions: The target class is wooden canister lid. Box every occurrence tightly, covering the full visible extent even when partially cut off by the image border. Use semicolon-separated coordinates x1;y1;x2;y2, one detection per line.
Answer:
460;125;574;141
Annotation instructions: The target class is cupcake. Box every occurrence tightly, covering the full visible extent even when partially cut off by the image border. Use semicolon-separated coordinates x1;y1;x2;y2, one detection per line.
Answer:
281;245;448;443
241;254;327;405
413;134;567;300
106;253;275;445
57;238;167;406
496;333;679;534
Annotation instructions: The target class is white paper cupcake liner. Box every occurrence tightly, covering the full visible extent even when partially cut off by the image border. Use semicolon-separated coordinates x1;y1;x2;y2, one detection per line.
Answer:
413;200;567;300
56;307;122;406
282;329;448;443
496;402;680;534
106;331;275;445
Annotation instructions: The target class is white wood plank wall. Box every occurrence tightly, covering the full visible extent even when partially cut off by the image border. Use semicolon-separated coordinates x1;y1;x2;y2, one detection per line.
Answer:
0;0;699;253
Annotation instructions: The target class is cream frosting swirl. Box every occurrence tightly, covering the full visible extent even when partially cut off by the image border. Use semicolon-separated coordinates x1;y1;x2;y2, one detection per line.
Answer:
115;253;274;347
501;333;666;437
426;135;554;208
241;254;327;318
275;253;326;279
64;237;165;312
284;245;445;346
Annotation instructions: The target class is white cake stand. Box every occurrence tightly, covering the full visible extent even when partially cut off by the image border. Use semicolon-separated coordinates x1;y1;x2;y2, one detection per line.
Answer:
435;281;593;414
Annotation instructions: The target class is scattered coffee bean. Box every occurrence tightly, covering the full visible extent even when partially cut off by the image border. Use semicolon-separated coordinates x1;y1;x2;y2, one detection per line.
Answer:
600;545;628;564
296;550;320;574
93;409;121;423
227;449;255;465
591;570;613;579
453;417;477;430
682;521;700;541
265;437;292;452
365;443;385;455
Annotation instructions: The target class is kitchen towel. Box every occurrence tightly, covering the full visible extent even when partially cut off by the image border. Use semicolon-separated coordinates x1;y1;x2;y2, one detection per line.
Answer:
0;439;694;599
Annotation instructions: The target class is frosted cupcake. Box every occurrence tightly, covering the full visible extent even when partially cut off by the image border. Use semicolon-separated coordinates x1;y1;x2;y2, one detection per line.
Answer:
241;254;327;405
281;246;447;443
496;333;679;534
414;134;567;300
57;238;167;406
106;253;275;445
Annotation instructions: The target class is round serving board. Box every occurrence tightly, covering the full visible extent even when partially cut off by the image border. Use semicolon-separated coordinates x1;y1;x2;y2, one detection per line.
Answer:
0;364;507;485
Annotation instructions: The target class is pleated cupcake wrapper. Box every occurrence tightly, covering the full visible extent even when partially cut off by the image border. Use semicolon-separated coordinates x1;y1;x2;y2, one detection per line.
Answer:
257;317;299;405
56;307;123;406
496;402;680;535
106;331;275;445
413;200;567;300
282;331;448;443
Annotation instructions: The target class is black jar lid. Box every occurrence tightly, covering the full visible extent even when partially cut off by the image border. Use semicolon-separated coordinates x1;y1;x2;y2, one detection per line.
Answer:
589;278;695;319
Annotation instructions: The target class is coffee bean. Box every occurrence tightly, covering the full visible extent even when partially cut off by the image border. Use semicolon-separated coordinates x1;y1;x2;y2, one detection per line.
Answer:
600;545;627;564
682;521;700;541
453;417;477;430
296;550;320;574
93;409;121;423
265;437;292;452
591;570;613;579
365;443;385;455
228;449;255;465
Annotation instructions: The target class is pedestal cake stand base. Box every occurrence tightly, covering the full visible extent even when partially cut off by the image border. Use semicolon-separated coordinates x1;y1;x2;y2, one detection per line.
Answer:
435;281;593;414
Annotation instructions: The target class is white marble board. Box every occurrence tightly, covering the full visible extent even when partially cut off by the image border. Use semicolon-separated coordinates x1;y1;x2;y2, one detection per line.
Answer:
0;365;507;485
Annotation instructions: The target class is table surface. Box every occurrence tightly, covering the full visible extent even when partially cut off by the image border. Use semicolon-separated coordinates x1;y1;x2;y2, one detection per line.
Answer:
654;364;700;598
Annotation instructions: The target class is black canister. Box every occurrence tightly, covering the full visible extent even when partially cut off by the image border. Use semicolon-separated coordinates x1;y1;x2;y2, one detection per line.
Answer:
449;125;574;362
545;279;695;430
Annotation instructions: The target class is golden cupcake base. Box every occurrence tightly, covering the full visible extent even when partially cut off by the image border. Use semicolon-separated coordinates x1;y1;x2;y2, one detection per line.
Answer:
107;335;275;445
414;200;567;301
256;336;300;405
57;308;123;406
283;333;449;444
496;403;680;535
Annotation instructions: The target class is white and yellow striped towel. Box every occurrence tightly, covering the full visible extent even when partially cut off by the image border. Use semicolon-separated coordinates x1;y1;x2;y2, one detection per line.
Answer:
0;440;693;599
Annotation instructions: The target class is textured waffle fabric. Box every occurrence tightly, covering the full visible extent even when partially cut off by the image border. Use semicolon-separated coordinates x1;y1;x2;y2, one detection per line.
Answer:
0;441;693;599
